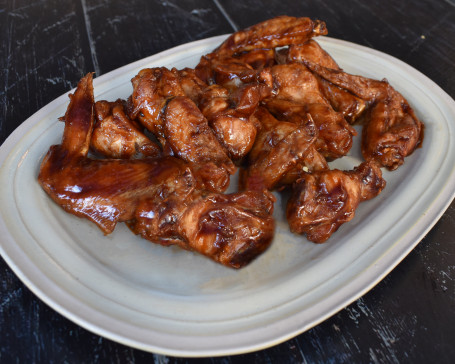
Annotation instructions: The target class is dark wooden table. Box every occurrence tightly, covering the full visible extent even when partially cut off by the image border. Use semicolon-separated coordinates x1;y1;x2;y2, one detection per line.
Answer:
1;0;455;362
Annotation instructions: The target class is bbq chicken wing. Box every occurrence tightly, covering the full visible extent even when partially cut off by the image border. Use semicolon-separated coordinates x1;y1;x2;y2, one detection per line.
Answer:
259;63;357;159
241;107;326;191
163;96;236;192
214;16;327;57
130;190;275;269
286;161;386;243
286;40;367;123
304;61;424;170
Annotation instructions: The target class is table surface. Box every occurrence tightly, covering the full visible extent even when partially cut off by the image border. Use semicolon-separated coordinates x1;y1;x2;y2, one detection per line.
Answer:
1;0;455;362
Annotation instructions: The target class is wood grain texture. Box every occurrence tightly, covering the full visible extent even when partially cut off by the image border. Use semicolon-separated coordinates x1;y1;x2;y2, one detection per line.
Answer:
1;0;455;363
81;0;234;74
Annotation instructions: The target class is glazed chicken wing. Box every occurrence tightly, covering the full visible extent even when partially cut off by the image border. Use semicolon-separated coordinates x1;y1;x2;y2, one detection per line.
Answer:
214;16;327;57
286;40;367;123
195;55;258;91
241;107;326;191
287;39;340;69
39;74;195;234
195;49;276;90
317;77;367;124
91;99;161;159
304;61;424;169
130;190;275;269
198;83;271;160
129;67;185;139
196;15;327;89
235;48;276;70
259;63;357;159
286;161;386;243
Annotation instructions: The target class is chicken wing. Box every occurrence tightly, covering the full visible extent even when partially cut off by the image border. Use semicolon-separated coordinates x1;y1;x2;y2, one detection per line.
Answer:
130;189;275;269
195;55;257;91
91;99;161;159
195;48;276;90
235;48;276;70
303;61;424;170
286;40;367;123
163;96;236;192
129;67;185;139
39;74;195;234
286;161;386;243
287;39;340;69
196;15;326;89
214;16;327;57
241;107;325;191
198;83;270;160
259;63;357;159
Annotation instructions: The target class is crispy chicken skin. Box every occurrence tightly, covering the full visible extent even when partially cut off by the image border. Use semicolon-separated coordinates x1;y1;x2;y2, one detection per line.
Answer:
286;161;386;243
39;73;275;268
91;100;161;159
304;61;424;170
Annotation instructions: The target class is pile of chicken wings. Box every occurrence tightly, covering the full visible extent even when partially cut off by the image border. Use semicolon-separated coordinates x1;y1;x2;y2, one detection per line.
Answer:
38;16;423;268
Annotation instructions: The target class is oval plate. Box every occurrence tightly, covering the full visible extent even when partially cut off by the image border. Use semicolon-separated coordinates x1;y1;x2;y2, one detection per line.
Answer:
0;35;454;357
